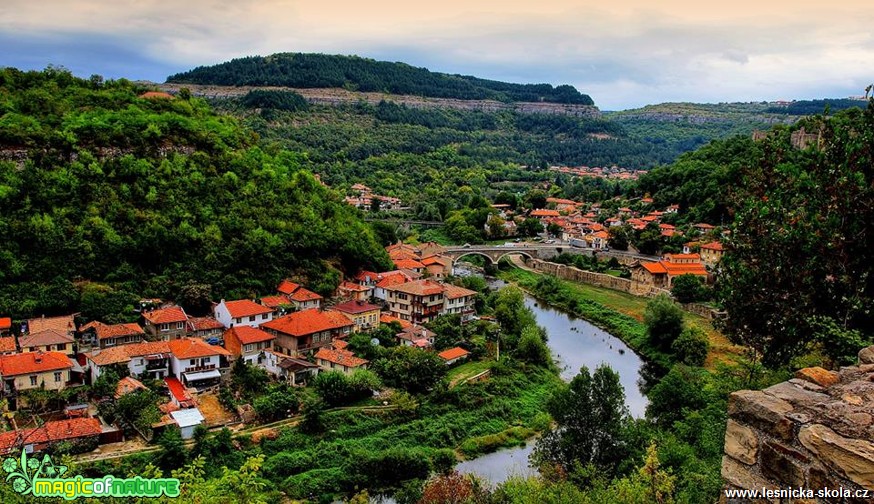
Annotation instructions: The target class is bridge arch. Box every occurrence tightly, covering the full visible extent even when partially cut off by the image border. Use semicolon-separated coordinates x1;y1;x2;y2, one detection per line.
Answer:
452;251;498;265
450;250;535;265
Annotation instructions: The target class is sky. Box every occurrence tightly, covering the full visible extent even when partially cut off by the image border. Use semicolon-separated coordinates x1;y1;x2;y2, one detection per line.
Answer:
1;0;872;109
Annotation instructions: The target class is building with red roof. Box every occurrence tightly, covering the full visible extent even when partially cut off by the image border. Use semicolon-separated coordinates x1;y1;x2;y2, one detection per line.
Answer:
0;351;73;393
531;209;561;219
314;347;368;374
0;317;11;336
142;306;189;340
277;279;301;295
80;321;145;349
632;254;709;289
443;284;478;322
700;241;725;266
214;299;273;329
186;316;224;340
262;309;354;357
0;417;102;455
288;287;323;311
18;329;75;356
336;281;373;302
167;338;230;387
259;295;293;314
331;301;381;332
223;326;275;365
0;337;16;355
384;279;447;324
438;347;470;365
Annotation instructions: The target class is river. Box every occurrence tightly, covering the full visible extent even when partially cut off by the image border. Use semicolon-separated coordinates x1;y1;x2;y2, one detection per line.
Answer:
453;270;648;484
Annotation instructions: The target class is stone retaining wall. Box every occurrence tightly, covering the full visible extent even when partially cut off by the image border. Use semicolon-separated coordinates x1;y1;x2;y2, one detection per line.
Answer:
721;346;874;502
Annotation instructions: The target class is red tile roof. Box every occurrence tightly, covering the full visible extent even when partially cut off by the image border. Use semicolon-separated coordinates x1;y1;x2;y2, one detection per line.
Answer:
531;209;560;217
187;316;224;331
260;295;292;309
314;347;368;368
115;376;146;398
420;256;448;267
438;347;470;361
444;284;477;299
86;341;171;366
380;314;412;329
143;306;187;324
290;288;323;302
90;322;144;341
0;351;71;376
338;281;370;293
662;263;708;276
376;273;410;289
393;258;425;270
222;299;273;318
168;338;230;359
277;279;301;295
386;279;445;297
332;301;381;315
225;326;275;345
354;270;380;282
664;253;701;262
641;262;668;274
164;377;194;406
27;315;75;334
262;309;353;337
19;329;74;348
0;337;15;353
0;318;10;330
0;418;102;454
701;241;724;251
695;223;715;229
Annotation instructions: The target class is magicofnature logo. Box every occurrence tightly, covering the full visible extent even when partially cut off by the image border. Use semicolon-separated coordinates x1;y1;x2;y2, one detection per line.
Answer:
4;449;180;500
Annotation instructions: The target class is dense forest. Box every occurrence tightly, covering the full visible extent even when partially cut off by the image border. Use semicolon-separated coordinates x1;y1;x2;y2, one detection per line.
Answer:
167;53;594;105
0;68;391;321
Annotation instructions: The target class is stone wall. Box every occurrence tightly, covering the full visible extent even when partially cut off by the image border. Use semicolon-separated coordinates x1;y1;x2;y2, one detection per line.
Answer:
721;346;874;502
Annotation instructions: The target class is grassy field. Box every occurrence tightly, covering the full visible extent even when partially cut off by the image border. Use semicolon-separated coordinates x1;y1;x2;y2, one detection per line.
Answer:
498;266;742;370
447;359;493;386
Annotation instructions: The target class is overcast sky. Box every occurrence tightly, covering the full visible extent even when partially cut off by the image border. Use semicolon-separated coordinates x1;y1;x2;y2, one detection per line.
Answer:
2;0;872;109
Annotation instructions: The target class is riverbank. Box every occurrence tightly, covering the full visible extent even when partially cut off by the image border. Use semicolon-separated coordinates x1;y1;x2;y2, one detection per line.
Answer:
498;266;742;370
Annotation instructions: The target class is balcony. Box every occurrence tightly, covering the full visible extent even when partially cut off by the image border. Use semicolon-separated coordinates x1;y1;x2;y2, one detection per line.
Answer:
184;364;216;373
146;361;169;371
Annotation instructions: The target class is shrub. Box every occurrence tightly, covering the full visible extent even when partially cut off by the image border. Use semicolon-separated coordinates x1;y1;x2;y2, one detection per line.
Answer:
672;327;710;366
644;294;685;349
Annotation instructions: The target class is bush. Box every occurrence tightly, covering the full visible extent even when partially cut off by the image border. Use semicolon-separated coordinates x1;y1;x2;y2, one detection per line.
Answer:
646;365;711;427
516;325;551;367
672;327;710;366
671;274;710;304
644;294;685;350
349;447;432;487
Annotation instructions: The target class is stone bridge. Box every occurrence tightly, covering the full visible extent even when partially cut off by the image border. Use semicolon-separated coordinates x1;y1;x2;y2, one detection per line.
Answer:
442;244;656;269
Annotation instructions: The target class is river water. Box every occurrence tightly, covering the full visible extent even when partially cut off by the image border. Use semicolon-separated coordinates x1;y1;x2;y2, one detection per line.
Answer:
453;271;648;484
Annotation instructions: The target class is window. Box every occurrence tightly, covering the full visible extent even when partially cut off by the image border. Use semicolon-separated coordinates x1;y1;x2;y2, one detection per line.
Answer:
261;314;268;320
57;343;66;351
176;322;184;330
190;359;196;365
54;371;62;382
235;318;242;324
249;316;256;322
244;344;252;353
29;376;37;386
161;323;169;331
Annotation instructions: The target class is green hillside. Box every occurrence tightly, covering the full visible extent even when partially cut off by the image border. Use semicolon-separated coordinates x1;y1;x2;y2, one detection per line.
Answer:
0;68;391;321
167;52;594;105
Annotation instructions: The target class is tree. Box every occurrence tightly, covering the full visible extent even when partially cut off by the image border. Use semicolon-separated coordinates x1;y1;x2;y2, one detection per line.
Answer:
516;325;550;367
644;294;684;350
646;365;709;428
671;327;709;366
532;365;629;478
157;427;188;473
420;471;474;504
517;218;544;237
373;346;447;393
493;287;537;346
670;274;708;304
486;215;508;238
608;225;630;251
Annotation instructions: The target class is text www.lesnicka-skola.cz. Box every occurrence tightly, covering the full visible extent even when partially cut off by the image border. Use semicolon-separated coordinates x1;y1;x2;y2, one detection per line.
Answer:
724;487;871;500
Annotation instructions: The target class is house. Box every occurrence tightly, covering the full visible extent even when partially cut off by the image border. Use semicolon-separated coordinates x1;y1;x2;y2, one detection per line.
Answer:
438;347;470;365
0;337;16;355
682;241;700;255
331;301;381;333
632;254;709;289
0;418;102;455
164;376;195;408
420;255;451;279
700;241;725;267
530;209;560;219
86;341;173;382
443;284;477;322
694;223;716;233
223;326;275;365
167;338;231;388
170;409;205;440
81;322;145;349
395;326;436;348
380;314;412;329
115;376;147;398
18;329;75;356
384;279;446;324
26;314;76;338
314;346;368;374
277;279;301;296
142;306;189;340
589;230;610;250
214;299;273;329
262;351;320;385
262;309;355;357
259;295;293;316
546;197;579;211
337;281;373;302
187;316;224;341
392;258;425;274
288;288;323;311
373;271;414;301
0;351;73;395
0;317;11;336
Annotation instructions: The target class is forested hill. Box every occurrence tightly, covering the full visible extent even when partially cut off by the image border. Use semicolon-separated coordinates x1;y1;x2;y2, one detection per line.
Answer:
0;67;392;321
166;53;594;105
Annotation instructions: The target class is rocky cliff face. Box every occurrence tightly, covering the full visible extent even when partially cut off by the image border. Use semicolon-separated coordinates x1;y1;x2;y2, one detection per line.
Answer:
722;346;874;502
153;83;602;118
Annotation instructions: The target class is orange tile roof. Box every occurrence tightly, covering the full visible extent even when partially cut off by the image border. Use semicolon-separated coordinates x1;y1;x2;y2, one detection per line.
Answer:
380;314;412;329
591;231;609;239
641;262;668;274
531;209;560;217
0;318;10;330
420;256;448;267
115;376;147;398
438;347;470;361
86;341;172;366
695;223;715;229
354;270;381;282
223;299;273;318
315;347;368;368
0;337;15;353
701;241;724;251
225;326;275;345
444;284;477;299
376;273;410;289
393;258;425;270
664;253;701;262
289;287;323;302
386;279;445;297
262;309;353;337
338;281;370;292
332;301;381;314
259;295;291;309
662;263;708;276
164;377;194;406
168;338;230;359
19;329;74;348
0;351;71;376
277;279;301;295
333;339;349;350
92;322;144;341
0;418;102;454
143;306;187;324
187;316;224;331
27;314;75;334
546;197;578;205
